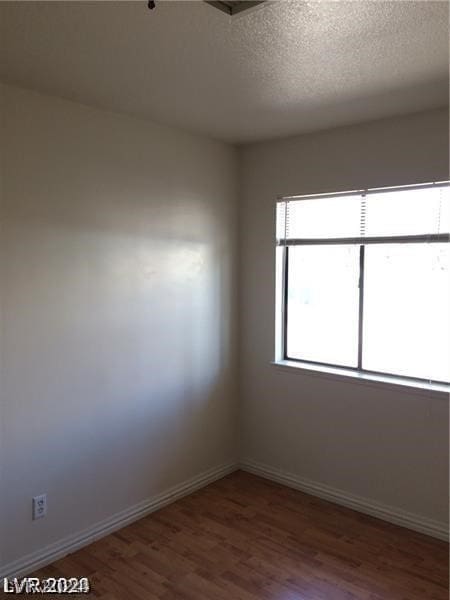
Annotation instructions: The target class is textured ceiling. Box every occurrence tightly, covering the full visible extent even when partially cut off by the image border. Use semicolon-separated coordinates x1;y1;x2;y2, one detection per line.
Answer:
0;1;448;144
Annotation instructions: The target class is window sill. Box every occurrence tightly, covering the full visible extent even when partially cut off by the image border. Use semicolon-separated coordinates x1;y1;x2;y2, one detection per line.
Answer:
271;360;449;399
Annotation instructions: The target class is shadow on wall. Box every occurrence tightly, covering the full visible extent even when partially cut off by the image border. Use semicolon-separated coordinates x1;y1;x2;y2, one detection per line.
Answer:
1;208;237;566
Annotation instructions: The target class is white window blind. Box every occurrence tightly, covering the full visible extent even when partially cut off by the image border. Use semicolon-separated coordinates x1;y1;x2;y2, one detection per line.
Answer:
276;180;450;384
277;182;450;243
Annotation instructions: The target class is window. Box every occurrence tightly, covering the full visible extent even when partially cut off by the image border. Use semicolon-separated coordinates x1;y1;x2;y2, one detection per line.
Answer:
276;182;450;385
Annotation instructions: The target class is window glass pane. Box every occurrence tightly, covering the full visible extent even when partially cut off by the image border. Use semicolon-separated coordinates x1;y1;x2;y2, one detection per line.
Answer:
286;245;359;366
365;185;450;237
278;184;450;242
363;243;450;381
285;196;361;239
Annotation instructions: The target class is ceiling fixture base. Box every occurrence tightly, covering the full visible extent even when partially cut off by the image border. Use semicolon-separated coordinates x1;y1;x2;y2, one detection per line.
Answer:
205;1;266;16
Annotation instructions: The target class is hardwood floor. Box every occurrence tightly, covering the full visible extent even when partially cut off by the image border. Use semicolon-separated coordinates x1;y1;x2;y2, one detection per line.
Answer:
33;471;448;599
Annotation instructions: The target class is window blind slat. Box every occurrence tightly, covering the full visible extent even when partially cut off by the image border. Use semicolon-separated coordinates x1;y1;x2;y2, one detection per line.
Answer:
276;233;449;246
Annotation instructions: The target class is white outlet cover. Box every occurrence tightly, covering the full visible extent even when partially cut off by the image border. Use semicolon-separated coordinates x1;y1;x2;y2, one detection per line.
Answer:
32;494;47;520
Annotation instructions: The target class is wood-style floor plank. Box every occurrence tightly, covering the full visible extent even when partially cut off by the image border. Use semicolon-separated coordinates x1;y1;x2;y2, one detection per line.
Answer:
31;471;448;599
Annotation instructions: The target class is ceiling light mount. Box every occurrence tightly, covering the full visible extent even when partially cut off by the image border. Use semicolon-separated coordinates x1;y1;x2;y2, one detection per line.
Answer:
147;1;266;15
205;1;266;16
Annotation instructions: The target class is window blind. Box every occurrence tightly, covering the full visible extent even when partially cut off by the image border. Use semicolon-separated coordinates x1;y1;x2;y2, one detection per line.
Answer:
276;182;450;245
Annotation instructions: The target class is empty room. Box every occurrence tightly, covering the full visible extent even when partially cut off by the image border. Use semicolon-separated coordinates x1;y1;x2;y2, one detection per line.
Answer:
0;1;449;598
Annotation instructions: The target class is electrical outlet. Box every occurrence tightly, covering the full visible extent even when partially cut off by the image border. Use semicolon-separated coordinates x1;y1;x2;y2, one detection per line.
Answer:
32;494;47;520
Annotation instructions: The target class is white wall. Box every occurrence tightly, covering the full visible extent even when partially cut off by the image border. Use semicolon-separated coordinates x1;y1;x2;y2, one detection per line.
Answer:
0;84;239;569
239;109;449;526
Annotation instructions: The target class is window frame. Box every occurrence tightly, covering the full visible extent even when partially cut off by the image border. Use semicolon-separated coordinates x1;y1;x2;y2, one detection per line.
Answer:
276;181;450;387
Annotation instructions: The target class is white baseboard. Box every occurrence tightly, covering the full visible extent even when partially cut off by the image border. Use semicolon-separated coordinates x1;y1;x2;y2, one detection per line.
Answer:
1;462;238;579
3;459;447;579
240;458;449;542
